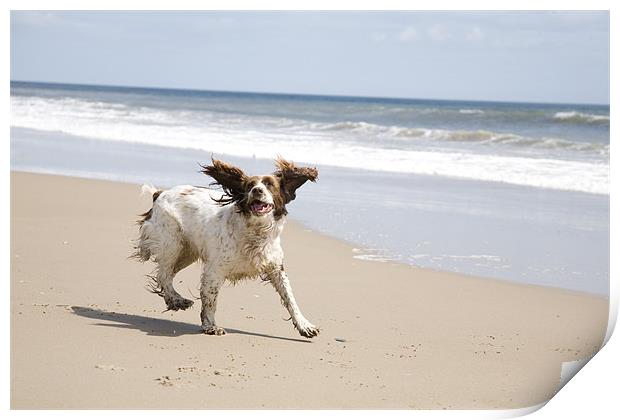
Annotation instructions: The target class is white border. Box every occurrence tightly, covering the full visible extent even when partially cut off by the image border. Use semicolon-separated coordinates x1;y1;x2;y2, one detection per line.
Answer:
5;1;617;418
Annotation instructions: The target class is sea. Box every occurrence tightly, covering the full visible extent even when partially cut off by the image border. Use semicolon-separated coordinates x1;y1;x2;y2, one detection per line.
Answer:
10;81;610;296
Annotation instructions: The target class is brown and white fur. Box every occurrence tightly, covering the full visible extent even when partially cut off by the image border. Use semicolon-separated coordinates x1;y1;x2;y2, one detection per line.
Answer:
132;158;319;338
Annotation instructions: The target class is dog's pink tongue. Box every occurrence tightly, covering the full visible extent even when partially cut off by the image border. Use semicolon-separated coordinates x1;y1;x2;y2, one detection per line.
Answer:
251;203;270;213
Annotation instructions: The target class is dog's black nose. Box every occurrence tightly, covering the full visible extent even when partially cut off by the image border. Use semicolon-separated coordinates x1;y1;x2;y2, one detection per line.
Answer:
250;186;264;196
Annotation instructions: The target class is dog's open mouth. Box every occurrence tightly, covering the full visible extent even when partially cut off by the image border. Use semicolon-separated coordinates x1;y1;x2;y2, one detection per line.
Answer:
249;200;274;215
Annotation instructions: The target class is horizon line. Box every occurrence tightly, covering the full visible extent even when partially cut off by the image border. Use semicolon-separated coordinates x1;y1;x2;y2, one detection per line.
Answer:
10;79;611;108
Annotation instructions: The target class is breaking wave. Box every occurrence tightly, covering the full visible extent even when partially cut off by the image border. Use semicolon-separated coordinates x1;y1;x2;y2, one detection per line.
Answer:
553;111;609;124
459;109;485;114
314;120;608;155
10;94;610;195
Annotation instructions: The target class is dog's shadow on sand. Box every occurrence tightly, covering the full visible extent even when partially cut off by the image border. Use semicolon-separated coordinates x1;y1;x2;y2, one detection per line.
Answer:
71;306;311;343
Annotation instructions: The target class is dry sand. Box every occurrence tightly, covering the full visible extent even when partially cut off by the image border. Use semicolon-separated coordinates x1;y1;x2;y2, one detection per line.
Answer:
10;171;608;409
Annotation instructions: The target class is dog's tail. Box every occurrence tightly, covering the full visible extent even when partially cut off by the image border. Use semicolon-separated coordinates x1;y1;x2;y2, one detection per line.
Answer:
132;184;164;261
141;184;163;202
136;184;163;228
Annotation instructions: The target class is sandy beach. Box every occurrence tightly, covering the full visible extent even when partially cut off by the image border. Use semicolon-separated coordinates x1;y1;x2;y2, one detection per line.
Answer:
10;171;608;409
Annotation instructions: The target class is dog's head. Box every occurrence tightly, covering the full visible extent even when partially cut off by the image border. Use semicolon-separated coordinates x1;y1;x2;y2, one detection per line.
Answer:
200;157;318;219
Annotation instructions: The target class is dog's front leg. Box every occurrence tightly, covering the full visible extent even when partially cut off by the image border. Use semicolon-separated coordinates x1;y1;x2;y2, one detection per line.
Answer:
267;268;319;338
200;266;226;335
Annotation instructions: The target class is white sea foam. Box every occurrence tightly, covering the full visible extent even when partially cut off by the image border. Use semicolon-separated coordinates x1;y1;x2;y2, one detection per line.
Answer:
352;254;391;263
410;254;503;262
553;111;609;124
459;108;485;114
352;248;392;263
313;120;609;155
10;95;610;195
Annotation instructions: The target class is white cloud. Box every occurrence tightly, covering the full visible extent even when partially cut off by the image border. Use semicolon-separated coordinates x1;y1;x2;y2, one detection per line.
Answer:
466;26;485;42
427;24;450;41
398;26;418;43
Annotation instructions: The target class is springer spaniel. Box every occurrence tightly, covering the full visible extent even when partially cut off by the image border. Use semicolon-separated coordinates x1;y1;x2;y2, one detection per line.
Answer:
133;158;320;338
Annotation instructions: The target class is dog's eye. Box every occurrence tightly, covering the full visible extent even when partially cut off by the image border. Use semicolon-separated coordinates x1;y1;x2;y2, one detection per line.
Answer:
263;179;272;187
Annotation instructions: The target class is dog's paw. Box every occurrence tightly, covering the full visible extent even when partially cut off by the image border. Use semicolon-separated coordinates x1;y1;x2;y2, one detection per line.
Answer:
165;297;194;311
298;324;320;339
203;326;227;336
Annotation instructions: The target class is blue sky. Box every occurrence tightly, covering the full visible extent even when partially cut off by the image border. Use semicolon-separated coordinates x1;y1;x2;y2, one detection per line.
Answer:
10;11;610;104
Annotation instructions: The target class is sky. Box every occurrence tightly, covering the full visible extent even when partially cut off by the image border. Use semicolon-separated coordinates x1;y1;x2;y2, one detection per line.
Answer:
10;11;610;104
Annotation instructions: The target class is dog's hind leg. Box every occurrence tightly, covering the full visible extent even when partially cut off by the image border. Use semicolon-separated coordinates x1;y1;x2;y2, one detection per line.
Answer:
149;264;194;311
141;203;197;311
173;244;198;274
148;244;196;311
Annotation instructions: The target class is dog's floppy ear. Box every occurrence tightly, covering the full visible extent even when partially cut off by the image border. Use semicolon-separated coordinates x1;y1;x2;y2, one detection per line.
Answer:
273;157;318;204
200;158;248;206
